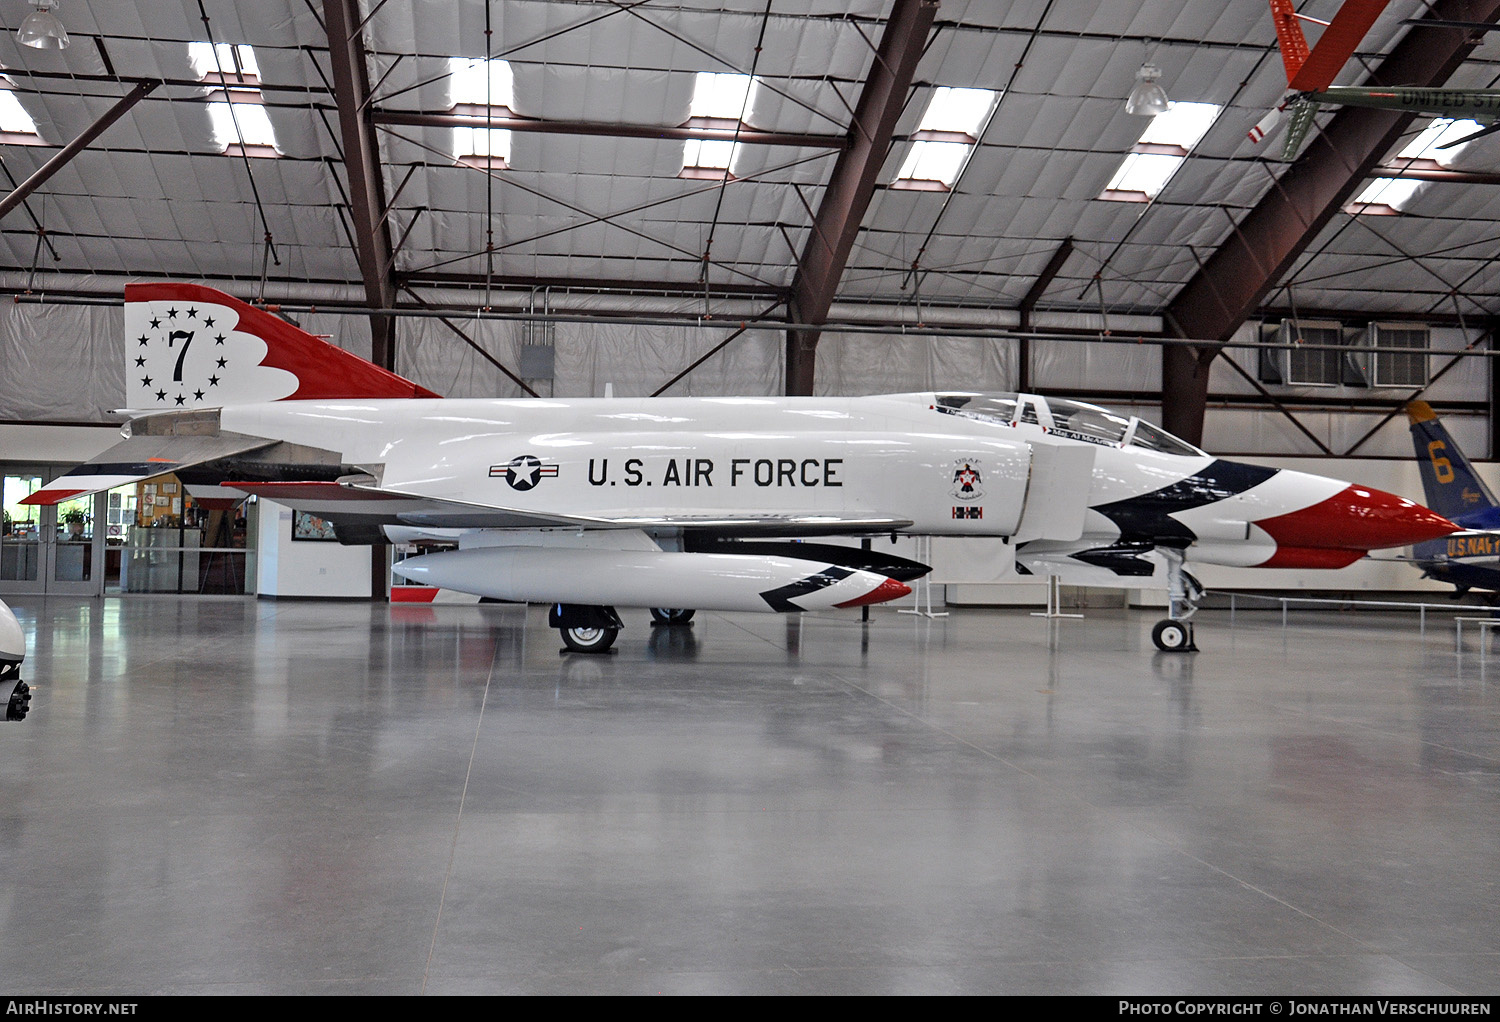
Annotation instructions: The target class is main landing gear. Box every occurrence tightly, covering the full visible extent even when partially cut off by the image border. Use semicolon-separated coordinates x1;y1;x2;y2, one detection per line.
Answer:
551;604;624;654
1151;547;1202;653
552;605;698;653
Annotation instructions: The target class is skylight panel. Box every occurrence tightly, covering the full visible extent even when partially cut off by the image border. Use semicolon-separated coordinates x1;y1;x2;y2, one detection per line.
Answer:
895;142;970;188
453;126;512;168
688;72;758;123
449;57;514;110
447;59;514;166
892;86;999;191
1101;101;1221;201
680;72;760;178
1346;118;1483;214
1396;117;1481;166
0;90;39;136
190;42;278;157
682;138;735;170
206;101;277;151
1104;152;1185;197
916;87;996;137
188;42;259;81
1137;101;1219;151
1351;177;1421;213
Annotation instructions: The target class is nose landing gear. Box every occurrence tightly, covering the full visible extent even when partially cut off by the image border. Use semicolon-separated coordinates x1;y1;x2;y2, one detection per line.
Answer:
1151;547;1201;652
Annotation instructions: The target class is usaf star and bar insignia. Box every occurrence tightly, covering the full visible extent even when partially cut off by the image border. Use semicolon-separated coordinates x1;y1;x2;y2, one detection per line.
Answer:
132;304;228;407
490;455;560;491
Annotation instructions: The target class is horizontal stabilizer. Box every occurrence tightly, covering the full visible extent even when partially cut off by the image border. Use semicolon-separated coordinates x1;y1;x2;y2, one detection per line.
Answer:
1280;98;1317;161
21;430;276;505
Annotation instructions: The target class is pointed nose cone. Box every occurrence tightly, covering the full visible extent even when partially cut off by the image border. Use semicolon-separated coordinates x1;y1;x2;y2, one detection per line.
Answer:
1258;484;1458;551
835;577;911;609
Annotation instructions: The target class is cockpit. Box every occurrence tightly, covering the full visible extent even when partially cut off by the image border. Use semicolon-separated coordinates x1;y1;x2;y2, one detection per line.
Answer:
933;392;1204;458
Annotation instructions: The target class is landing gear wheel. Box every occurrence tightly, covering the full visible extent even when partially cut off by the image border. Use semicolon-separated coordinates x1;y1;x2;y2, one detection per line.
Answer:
1151;619;1196;653
5;679;30;721
650;608;696;626
560;626;618;654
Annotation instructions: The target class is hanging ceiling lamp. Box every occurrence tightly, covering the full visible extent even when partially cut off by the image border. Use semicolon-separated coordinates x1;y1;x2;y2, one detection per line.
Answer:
17;1;69;50
1126;63;1169;116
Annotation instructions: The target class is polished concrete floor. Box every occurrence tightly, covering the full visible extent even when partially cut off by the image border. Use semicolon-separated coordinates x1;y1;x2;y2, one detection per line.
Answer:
2;594;1500;994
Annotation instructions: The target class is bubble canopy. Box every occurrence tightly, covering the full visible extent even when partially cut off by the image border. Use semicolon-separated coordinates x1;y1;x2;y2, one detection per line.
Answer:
934;392;1205;458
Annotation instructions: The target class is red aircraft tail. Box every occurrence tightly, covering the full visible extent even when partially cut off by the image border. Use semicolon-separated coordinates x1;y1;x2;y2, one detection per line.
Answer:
124;282;439;410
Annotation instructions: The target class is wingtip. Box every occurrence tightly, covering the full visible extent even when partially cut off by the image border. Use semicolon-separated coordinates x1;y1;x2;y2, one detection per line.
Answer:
17;488;87;507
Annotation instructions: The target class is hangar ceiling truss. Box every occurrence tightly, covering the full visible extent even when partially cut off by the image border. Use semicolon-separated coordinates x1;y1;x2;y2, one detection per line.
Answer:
1;1;1500;417
1160;0;1500;445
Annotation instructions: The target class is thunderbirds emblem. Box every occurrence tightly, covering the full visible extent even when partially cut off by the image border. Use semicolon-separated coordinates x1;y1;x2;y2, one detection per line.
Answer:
950;458;984;501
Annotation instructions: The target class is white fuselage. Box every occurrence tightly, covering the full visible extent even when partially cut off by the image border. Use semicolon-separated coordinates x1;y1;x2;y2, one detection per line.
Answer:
219;391;1344;566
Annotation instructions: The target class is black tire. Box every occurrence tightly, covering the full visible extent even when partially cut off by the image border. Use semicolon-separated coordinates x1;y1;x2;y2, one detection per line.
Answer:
650;608;696;626
1151;619;1189;652
5;679;30;722
560;625;618;654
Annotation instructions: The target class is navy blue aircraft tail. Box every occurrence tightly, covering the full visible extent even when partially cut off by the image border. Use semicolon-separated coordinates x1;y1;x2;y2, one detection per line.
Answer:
1407;402;1500;530
1406;401;1500;596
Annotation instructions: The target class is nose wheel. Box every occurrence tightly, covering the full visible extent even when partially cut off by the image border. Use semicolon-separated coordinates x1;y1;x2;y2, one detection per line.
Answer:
1151;619;1197;652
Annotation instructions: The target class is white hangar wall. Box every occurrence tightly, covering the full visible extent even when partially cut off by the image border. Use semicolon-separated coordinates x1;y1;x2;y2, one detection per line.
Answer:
0;299;1490;467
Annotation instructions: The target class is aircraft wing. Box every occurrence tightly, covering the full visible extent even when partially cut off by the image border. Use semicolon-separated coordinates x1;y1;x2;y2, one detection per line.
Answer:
20;430;279;506
231;479;911;537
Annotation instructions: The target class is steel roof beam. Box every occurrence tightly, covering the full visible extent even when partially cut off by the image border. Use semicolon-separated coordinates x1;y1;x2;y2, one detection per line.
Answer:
372;109;846;149
785;0;938;395
0;80;157;224
322;0;398;372
1160;0;1500;445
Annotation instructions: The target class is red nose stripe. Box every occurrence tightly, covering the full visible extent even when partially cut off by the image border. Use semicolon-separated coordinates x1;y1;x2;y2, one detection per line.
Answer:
1256;484;1457;553
835;578;911;609
1258;547;1365;570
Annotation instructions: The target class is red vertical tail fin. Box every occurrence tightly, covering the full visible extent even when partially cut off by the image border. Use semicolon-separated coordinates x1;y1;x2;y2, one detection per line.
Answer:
124;282;439;410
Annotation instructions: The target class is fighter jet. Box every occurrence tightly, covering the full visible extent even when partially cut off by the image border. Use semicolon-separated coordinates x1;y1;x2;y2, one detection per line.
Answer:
1404;401;1500;598
24;283;1457;652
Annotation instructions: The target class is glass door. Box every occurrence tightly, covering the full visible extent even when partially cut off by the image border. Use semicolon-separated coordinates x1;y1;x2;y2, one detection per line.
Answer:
1;472;45;592
1;470;105;596
48;490;105;596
